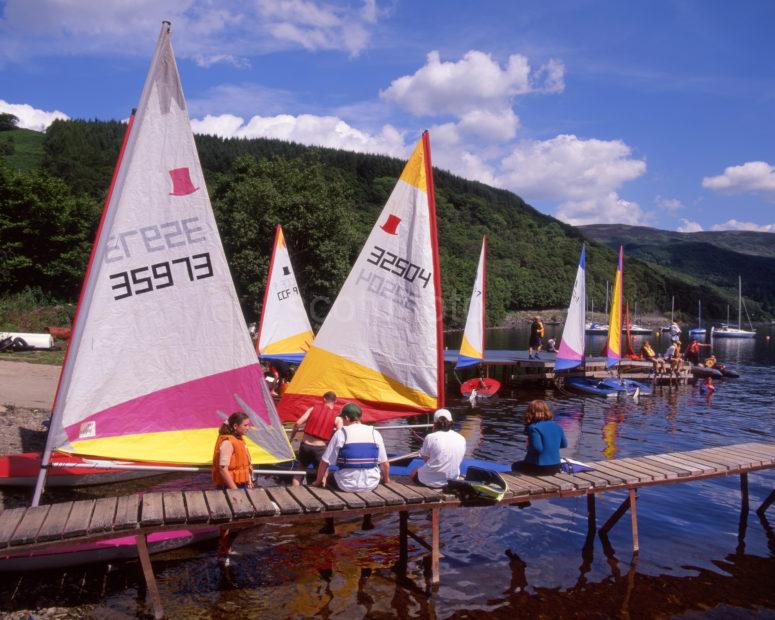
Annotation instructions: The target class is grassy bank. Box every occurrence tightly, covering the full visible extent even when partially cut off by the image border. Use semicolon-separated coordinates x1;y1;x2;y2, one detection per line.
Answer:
0;290;71;365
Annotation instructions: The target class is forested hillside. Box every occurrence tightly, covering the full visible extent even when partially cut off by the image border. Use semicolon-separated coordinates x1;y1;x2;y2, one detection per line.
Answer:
2;119;772;328
581;224;775;319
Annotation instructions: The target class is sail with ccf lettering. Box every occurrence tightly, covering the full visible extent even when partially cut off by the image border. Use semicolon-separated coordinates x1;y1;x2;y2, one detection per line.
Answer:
556;243;586;370
604;246;623;368
256;225;314;363
456;237;486;368
33;24;293;503
278;132;444;422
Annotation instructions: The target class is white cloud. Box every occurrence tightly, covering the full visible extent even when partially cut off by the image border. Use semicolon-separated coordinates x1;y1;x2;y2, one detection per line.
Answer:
0;99;69;131
191;112;407;157
656;196;683;211
702;161;775;202
556;193;648;226
677;218;703;233
0;0;379;64
710;219;775;233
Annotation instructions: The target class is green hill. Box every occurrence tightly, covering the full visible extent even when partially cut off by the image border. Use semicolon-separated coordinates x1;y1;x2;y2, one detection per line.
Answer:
580;224;775;319
2;119;773;327
0;128;45;172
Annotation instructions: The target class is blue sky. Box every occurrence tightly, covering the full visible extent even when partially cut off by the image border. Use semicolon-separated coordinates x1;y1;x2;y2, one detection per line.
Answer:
1;0;774;232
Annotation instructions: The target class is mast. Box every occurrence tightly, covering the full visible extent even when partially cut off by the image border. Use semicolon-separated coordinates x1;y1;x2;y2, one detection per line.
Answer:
671;296;674;322
605;281;610;317
738;275;742;330
698;300;702;328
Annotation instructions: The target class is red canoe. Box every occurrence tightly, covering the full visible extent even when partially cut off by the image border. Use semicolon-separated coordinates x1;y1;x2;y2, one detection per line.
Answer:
460;377;501;398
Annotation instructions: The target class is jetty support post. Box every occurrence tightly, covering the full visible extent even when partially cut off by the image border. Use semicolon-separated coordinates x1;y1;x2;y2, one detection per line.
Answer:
757;489;775;516
397;510;408;573
599;488;639;554
431;508;440;584
136;533;165;620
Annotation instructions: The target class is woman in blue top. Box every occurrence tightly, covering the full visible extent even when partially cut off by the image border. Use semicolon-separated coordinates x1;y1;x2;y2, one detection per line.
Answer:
512;400;567;475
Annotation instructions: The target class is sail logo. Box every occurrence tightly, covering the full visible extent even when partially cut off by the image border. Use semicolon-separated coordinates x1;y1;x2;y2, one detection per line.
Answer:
380;214;401;235
79;421;96;439
168;167;199;196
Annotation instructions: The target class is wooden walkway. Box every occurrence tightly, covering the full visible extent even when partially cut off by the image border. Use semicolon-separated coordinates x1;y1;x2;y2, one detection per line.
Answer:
2;441;774;619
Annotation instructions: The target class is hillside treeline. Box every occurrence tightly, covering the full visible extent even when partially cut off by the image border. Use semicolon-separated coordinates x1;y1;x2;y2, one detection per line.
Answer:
2;119;768;328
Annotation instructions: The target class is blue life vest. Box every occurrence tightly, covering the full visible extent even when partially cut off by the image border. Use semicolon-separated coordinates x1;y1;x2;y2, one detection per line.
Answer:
336;427;379;469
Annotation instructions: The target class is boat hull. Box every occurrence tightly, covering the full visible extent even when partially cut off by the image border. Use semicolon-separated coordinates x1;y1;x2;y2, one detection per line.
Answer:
690;366;723;378
460;378;500;398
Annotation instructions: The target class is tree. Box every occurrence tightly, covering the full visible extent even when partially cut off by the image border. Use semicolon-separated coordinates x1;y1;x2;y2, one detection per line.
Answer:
0;161;100;297
0;113;19;132
211;155;358;324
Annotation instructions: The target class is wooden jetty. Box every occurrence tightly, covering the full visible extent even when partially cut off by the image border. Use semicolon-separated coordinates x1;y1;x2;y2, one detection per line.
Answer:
2;441;773;619
445;349;692;387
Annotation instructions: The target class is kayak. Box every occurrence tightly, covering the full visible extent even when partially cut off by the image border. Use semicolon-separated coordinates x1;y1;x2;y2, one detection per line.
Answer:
691;366;723;378
566;377;651;397
718;366;740;378
460;377;501;398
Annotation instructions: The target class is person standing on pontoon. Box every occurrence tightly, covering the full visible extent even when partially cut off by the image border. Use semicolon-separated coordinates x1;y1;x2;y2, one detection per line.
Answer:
289;391;342;485
528;316;544;360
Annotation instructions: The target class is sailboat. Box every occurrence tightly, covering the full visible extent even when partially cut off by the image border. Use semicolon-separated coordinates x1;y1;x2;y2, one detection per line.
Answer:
556;243;586;371
712;276;756;338
278;132;444;423
25;23;294;506
603;246;624;368
456;237;500;399
256;224;314;363
688;300;706;339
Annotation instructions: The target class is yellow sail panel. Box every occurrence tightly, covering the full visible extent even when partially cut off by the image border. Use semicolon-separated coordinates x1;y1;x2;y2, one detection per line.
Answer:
605;246;623;367
70;428;288;465
398;141;427;191
262;330;313;356
459;334;482;360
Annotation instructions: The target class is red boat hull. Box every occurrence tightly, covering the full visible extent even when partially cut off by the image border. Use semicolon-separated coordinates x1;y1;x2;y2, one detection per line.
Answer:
460;378;501;397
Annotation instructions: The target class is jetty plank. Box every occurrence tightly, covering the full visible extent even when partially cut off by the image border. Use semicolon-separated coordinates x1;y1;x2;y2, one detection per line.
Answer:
551;472;594;490
204;489;234;522
498;474;533;497
246;488;279;516
266;487;303;514
286;486;324;513
10;505;50;546
355;490;386;508
225;489;255;519
638;456;692;477
705;446;766;466
591;462;639;485
140;493;165;526
597;461;653;484
89;497;118;534
721;446;775;465
0;508;27;546
690;449;746;470
162;493;188;524
540;474;579;492
500;474;553;496
572;471;617;488
742;442;775;457
305;486;346;511
643;455;701;476
616;458;672;480
370;485;405;506
581;465;628;486
36;501;74;542
657;453;721;474
328;489;367;509
402;482;444;502
183;491;210;523
114;495;140;530
62;500;95;538
384;481;424;504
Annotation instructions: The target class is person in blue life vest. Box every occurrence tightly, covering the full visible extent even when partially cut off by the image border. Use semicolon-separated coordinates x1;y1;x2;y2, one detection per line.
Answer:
313;403;390;532
289;391;342;485
511;400;567;476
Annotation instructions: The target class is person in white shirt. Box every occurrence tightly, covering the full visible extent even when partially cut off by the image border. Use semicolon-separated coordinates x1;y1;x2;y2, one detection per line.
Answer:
669;322;681;338
313;403;389;532
411;409;467;488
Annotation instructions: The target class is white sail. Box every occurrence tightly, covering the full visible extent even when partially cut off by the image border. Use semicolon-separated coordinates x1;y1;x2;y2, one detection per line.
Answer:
256;225;314;363
556;244;586;370
456;237;486;368
37;23;293;487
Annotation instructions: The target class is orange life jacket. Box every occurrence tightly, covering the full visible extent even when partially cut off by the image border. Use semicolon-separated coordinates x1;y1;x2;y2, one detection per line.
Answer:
212;434;252;486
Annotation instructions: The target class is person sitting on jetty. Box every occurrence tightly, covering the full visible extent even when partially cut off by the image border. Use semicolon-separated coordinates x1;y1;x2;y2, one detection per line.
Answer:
410;409;466;488
289;391;342;485
528;316;544;360
546;338;558;353
685;339;712;365
640;340;665;375
212;412;254;565
313;403;390;531
511;400;567;476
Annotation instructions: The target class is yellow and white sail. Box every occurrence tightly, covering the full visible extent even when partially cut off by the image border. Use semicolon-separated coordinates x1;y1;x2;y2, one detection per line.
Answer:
278;132;444;422
256;225;313;363
456;237;486;368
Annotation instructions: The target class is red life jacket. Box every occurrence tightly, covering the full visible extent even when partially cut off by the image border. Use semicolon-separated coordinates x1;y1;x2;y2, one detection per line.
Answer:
303;403;339;441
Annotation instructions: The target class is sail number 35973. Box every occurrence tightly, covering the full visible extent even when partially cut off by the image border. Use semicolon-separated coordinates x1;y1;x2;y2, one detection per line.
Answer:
108;252;213;300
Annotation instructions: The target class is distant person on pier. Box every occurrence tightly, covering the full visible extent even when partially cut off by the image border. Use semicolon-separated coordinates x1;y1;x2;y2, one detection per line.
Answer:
528;316;544;360
212;412;254;565
640;340;665;375
410;409;466;488
664;336;683;381
546;338;558;353
669;321;682;339
511;400;567;476
289;391;342;485
313;403;390;531
685;339;712;365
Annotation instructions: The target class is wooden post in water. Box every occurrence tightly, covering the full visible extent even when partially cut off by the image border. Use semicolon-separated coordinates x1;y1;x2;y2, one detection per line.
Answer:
431;508;441;584
397;510;408;573
136;533;165;619
628;488;639;554
587;493;596;533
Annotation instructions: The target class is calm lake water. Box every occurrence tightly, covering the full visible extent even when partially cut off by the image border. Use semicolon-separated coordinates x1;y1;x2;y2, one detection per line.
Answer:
3;325;775;618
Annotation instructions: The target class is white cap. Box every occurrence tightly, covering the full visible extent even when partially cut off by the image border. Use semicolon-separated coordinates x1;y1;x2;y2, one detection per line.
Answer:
433;408;453;422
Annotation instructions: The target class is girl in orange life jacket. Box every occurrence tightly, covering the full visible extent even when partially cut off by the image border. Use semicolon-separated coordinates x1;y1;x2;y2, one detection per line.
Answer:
212;412;253;564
